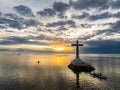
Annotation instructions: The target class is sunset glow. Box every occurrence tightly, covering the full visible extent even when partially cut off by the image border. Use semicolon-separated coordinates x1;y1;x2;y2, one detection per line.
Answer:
0;0;119;54
55;47;64;51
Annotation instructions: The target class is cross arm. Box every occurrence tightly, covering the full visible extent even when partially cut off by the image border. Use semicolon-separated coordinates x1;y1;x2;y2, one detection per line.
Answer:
71;44;84;46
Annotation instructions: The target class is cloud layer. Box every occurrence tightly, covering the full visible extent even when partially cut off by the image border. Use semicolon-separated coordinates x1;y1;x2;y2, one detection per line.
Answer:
0;0;120;53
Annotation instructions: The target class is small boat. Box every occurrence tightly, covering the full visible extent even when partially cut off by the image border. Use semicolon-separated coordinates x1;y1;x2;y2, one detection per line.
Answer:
37;61;40;64
90;72;107;80
17;53;21;55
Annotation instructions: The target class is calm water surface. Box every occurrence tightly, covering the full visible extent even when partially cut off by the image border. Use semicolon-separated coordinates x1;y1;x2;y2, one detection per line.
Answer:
0;53;120;90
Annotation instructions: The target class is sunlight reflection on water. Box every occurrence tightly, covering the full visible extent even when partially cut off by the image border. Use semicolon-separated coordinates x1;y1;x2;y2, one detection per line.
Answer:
0;53;120;90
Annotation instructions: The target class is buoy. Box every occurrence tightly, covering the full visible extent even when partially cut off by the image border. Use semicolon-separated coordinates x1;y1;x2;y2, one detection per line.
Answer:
37;61;40;64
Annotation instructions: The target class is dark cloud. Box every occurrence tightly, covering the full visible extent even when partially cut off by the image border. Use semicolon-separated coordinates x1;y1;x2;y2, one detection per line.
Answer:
46;29;55;33
14;5;34;17
111;0;120;9
0;14;24;29
0;35;65;46
9;19;40;29
70;0;109;10
94;21;120;35
46;20;75;27
90;28;119;42
0;1;120;54
72;11;120;21
4;13;24;20
0;36;29;45
0;17;13;24
114;12;120;17
82;40;120;54
0;13;41;29
27;35;67;43
37;8;56;17
9;20;24;29
3;47;60;53
0;25;6;29
80;23;92;28
14;48;55;53
53;1;69;18
0;36;45;45
0;48;55;53
0;35;59;46
73;11;120;21
23;19;41;27
28;34;47;40
72;12;89;19
112;20;120;30
5;30;15;33
29;35;59;41
53;2;69;13
37;2;69;18
77;23;118;41
78;35;95;41
89;12;112;21
91;28;118;40
58;13;68;19
57;27;67;30
101;23;114;26
70;0;120;10
0;48;13;52
0;12;2;16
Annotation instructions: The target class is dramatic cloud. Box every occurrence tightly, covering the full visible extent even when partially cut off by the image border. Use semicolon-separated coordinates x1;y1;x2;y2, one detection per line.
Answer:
53;2;69;13
70;0;109;10
37;8;56;17
0;12;41;29
72;11;120;21
80;23;92;28
57;27;67;30
0;36;47;45
72;12;89;19
0;0;120;53
0;36;31;45
37;1;69;18
82;40;120;54
112;20;120;30
0;12;2;16
14;5;34;17
0;48;12;52
0;17;13;24
0;25;6;29
4;13;20;20
53;1;69;18
111;0;120;9
114;12;120;18
23;19;41;27
89;12;112;21
46;20;75;28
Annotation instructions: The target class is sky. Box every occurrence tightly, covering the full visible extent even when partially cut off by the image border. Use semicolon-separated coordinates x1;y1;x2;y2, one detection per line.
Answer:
0;0;120;54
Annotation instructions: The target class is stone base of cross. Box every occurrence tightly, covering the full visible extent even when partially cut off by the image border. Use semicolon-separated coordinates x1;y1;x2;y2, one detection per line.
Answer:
68;40;95;73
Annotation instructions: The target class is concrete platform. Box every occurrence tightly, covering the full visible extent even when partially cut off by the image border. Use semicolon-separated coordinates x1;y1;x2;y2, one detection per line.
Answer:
68;58;95;73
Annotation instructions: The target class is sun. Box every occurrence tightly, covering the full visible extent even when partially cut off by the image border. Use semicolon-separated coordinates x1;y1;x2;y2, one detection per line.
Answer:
55;47;64;51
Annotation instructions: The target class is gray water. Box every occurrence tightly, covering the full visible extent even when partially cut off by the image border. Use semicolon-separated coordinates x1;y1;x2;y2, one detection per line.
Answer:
0;53;120;90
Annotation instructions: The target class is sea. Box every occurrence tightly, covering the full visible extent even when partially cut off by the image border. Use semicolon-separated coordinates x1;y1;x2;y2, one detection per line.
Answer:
0;53;120;90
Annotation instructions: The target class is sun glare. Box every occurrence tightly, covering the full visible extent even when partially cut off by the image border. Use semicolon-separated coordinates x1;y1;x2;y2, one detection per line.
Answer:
55;47;64;51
